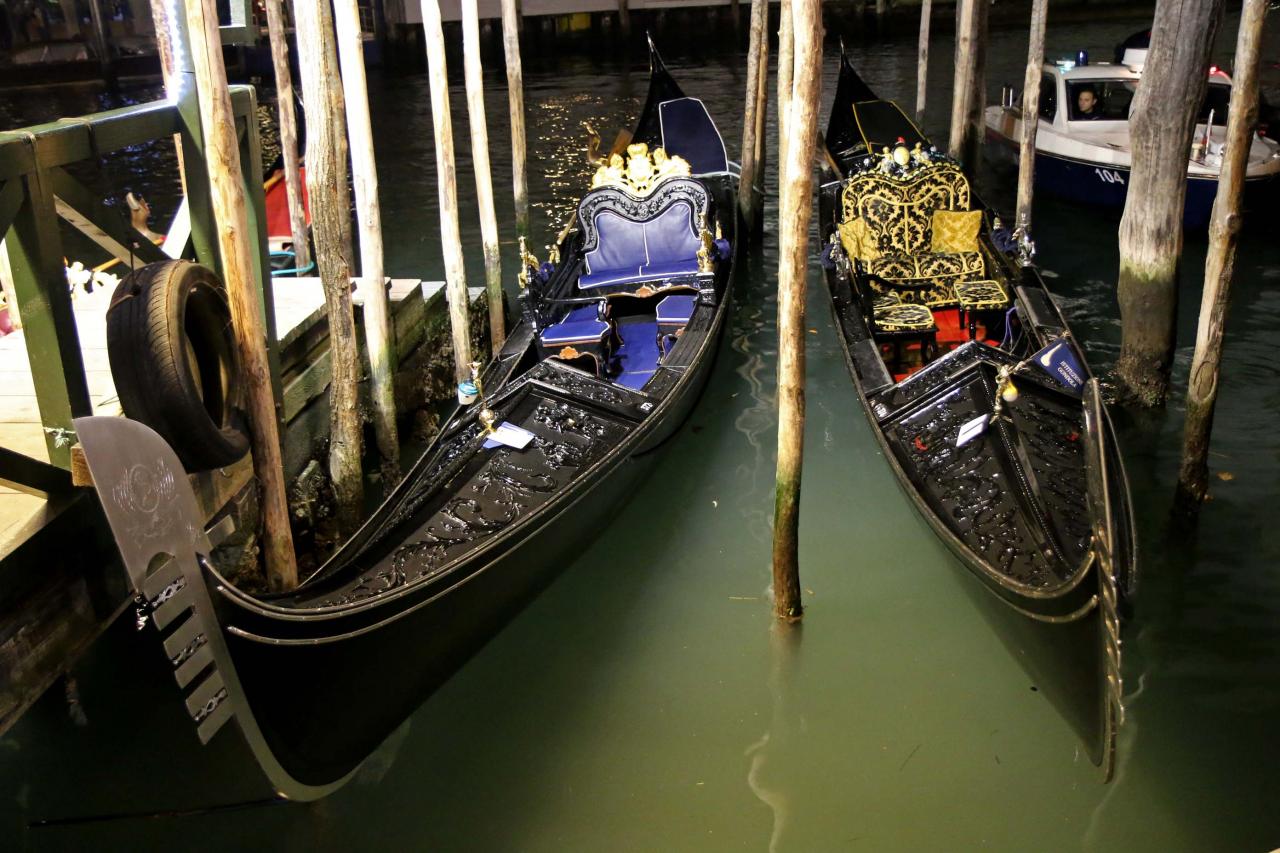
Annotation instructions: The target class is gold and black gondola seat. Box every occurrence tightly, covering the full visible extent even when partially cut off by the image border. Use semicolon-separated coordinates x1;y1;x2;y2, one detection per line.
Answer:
839;163;985;308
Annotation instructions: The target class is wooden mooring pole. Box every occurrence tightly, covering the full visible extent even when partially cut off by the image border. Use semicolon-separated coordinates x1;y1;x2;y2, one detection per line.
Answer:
1115;0;1225;407
264;0;311;271
1014;0;1048;233
1176;0;1267;509
294;0;366;533
738;0;766;229
778;0;794;174
333;0;401;475
772;0;821;623
462;0;507;357
420;0;473;381
915;0;931;123
948;0;989;173
182;0;298;589
752;22;769;226
500;0;531;241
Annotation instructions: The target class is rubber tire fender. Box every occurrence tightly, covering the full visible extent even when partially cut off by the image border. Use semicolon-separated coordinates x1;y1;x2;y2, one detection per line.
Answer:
106;260;250;472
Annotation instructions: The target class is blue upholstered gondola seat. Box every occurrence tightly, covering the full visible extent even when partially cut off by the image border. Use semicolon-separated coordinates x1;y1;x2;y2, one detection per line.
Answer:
656;293;696;353
580;202;703;290
540;303;609;346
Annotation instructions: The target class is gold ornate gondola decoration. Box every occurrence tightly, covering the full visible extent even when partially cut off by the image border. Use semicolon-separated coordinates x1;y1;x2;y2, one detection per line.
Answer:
696;213;722;275
516;236;540;290
591;142;691;197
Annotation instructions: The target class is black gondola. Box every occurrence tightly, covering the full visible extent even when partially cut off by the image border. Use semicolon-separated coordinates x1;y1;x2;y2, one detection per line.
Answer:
75;42;738;801
818;50;1136;778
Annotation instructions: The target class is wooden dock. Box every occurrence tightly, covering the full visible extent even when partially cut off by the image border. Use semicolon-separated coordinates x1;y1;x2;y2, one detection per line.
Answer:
0;275;456;554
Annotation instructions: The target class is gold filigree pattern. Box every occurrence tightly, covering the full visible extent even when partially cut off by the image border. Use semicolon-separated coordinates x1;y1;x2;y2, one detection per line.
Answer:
954;279;1010;311
873;302;936;331
591;143;692;197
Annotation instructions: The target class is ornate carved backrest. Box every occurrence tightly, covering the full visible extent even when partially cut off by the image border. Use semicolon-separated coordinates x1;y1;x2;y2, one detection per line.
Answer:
577;177;711;263
841;164;971;256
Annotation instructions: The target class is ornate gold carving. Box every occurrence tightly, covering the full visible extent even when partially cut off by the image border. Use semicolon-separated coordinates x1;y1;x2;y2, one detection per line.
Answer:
517;236;539;290
558;346;582;360
583;121;605;167
590;142;691;196
697;211;716;274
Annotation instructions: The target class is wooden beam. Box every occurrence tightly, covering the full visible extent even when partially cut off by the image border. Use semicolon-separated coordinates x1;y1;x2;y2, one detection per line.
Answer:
1014;0;1048;234
294;0;366;534
500;0;530;241
461;0;506;358
183;0;299;590
49;167;168;268
772;0;821;623
948;0;989;172
1176;0;1267;508
265;0;310;270
6;169;91;467
915;0;931;123
334;0;401;474
1115;0;1225;406
420;0;473;382
778;0;793;173
738;0;767;229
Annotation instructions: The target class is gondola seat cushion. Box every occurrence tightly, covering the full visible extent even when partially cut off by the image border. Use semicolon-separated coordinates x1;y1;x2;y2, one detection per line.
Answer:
867;251;985;306
578;178;712;290
539;304;610;349
841;163;985;306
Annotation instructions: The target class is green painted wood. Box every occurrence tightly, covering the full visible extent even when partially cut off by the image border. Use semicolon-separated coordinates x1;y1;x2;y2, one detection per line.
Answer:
48;167;169;266
5;170;91;468
0;180;24;238
0;134;39;182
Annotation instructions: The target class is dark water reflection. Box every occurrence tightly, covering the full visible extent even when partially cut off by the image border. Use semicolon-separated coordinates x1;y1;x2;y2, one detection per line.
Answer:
3;11;1280;851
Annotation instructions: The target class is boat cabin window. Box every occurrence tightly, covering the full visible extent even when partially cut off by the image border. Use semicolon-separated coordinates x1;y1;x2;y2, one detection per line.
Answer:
1038;73;1057;120
1067;80;1136;121
1198;83;1232;124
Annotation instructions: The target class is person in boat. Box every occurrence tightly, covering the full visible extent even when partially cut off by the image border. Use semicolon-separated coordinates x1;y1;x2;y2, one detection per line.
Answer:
1075;86;1104;121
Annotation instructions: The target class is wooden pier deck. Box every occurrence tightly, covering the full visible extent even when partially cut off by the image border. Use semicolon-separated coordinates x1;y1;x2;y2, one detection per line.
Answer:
0;276;450;552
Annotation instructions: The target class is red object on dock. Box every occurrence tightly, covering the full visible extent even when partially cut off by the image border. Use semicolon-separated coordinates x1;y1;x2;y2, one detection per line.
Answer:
263;167;310;245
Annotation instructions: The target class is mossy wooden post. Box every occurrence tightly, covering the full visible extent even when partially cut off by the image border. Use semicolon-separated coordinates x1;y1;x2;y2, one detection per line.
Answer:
948;0;989;173
738;0;767;228
462;0;506;356
500;0;530;241
915;0;931;123
1014;0;1048;233
294;0;366;534
182;0;298;589
1176;0;1266;509
1116;0;1225;406
421;0;472;381
772;0;821;623
334;0;401;475
777;0;794;173
264;0;310;271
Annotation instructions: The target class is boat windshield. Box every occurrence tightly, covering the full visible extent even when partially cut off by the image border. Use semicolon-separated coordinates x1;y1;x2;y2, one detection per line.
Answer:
1067;80;1136;121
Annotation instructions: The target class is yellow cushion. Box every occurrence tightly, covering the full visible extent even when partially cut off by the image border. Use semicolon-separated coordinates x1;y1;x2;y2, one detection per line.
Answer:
838;217;881;261
930;209;982;253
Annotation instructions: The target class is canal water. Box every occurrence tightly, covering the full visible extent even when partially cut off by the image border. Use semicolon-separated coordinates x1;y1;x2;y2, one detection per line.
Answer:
4;10;1280;851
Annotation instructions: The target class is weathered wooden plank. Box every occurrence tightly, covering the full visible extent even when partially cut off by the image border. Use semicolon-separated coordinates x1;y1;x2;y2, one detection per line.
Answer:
49;167;168;267
0;180;24;238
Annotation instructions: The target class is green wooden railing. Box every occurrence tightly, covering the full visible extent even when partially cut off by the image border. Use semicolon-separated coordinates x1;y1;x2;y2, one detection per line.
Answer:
0;85;281;475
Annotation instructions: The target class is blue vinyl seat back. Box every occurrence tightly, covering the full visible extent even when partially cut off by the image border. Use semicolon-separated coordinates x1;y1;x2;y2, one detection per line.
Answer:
659;98;729;175
644;201;701;268
584;210;649;286
578;177;712;291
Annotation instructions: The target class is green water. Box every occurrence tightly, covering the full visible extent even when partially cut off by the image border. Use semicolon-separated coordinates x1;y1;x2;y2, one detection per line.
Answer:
3;11;1280;851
